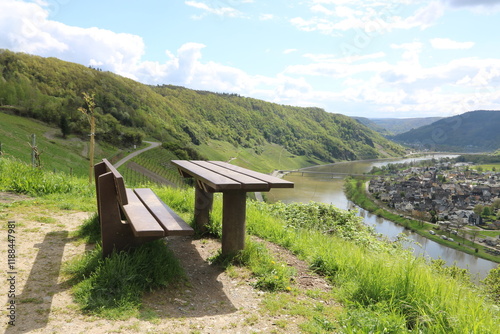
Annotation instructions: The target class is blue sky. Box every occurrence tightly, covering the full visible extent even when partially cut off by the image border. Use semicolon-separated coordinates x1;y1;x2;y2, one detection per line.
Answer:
1;0;500;118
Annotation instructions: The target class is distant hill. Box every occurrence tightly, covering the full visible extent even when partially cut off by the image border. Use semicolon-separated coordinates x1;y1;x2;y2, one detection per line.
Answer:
354;117;444;136
0;50;404;165
391;110;500;152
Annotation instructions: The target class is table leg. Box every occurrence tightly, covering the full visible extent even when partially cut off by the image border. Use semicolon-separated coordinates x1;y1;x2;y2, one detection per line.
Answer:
195;183;213;232
222;191;246;256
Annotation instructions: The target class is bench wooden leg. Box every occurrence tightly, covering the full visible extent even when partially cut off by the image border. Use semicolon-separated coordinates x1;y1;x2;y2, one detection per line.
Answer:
221;191;246;256
194;183;213;233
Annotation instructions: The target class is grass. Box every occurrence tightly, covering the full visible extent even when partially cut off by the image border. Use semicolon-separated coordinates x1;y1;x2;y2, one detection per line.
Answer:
474;163;500;172
72;212;101;244
242;200;500;333
210;237;296;292
64;240;186;319
62;198;188;319
0;156;94;198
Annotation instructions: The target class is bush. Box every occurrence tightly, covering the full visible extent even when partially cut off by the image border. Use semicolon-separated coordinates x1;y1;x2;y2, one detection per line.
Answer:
483;266;500;304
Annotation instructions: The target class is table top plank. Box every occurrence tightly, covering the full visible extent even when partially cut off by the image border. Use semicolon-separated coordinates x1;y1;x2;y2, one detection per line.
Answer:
191;161;270;191
171;160;241;191
209;161;294;188
172;160;294;192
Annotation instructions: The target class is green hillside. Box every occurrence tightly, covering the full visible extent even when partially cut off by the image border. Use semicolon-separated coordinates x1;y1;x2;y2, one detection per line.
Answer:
392;110;500;152
0;112;119;175
0;49;404;167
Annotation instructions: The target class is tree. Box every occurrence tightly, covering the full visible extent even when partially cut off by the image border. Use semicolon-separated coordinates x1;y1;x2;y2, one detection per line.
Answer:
59;114;70;139
482;206;492;217
474;204;484;216
471;229;480;244
78;92;96;183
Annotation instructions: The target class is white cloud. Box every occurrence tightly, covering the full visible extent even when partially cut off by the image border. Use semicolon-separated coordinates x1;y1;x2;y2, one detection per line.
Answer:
397;1;445;30
311;4;334;15
0;0;145;79
283;49;298;54
430;38;475;49
290;1;446;36
259;13;274;20
185;1;243;18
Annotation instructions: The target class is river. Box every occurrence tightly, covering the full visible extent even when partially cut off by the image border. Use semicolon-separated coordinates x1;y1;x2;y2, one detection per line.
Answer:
267;155;499;280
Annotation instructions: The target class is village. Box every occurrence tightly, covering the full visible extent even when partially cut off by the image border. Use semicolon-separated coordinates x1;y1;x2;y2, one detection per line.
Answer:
368;160;500;253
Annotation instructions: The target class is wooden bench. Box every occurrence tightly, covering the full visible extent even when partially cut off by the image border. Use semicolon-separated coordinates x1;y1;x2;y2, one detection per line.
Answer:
94;159;194;257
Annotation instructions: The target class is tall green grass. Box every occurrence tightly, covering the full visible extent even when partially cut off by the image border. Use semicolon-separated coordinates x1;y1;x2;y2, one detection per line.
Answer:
0;157;93;196
244;200;500;333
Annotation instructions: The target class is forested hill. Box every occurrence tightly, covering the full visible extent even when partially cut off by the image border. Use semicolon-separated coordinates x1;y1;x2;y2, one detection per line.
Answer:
0;50;404;163
391;110;500;152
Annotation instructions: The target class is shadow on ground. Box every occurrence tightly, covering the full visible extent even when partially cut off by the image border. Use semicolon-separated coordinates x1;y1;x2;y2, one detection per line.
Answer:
6;231;70;334
141;236;238;318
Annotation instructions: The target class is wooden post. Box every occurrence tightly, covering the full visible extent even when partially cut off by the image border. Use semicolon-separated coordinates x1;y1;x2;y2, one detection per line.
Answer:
221;191;247;256
89;114;95;183
31;134;36;167
79;92;96;183
194;183;213;233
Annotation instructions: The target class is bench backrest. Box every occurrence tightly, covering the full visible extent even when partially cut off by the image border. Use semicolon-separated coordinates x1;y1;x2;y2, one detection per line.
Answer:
94;159;128;205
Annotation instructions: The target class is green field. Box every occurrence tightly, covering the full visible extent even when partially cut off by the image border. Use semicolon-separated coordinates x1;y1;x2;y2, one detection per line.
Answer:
475;163;500;172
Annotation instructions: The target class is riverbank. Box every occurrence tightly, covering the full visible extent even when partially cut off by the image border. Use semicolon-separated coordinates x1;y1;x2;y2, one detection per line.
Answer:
344;177;500;264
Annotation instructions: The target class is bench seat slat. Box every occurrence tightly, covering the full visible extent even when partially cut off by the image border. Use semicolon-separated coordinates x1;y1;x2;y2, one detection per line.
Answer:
134;188;194;236
122;189;165;237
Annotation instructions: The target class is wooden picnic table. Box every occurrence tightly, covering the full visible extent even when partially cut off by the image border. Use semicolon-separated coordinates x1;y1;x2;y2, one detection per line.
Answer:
171;160;294;255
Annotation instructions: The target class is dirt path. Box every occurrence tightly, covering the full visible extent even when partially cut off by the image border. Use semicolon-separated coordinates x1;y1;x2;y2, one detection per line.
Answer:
0;193;333;334
114;141;161;168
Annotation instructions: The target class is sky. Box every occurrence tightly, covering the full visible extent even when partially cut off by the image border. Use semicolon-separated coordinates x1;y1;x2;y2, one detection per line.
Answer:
1;0;500;118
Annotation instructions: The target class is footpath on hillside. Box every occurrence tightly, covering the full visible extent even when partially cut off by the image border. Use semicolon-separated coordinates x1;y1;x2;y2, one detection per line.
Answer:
113;141;161;168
